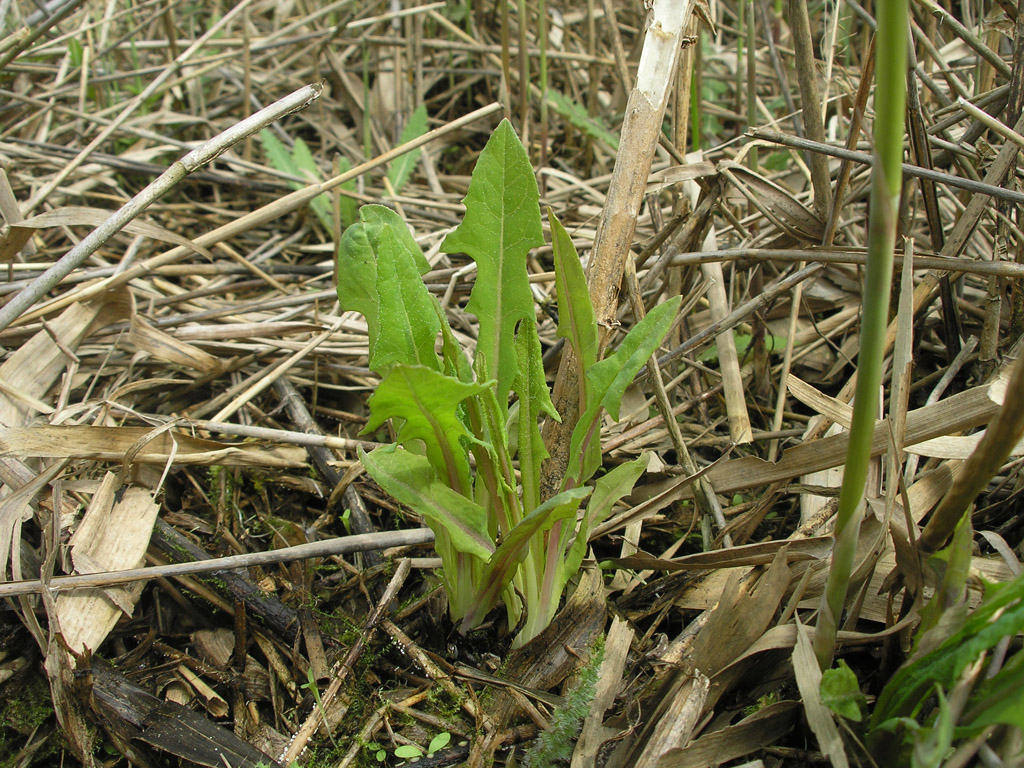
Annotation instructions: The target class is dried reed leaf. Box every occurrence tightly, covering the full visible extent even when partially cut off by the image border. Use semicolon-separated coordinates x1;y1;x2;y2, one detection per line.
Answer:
634;381;1001;501
173;322;323;341
792;619;849;768
4;206;213;260
55;472;159;655
654;701;799;768
129;315;220;375
722;163;825;241
606;534;831;571
907;431;1024;459
0;462;65;581
788;374;853;427
0;425;307;467
0;289;132;427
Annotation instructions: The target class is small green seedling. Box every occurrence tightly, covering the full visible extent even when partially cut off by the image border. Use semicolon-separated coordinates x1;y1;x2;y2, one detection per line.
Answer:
261;130;357;230
337;119;678;646
370;732;450;763
387;105;428;194
366;741;387;762
300;666;337;749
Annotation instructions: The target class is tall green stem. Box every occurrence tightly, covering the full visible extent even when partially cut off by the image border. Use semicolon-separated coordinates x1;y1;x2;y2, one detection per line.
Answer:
813;0;908;670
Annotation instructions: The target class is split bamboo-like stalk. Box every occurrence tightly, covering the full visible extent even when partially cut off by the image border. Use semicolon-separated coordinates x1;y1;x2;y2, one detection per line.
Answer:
541;0;695;500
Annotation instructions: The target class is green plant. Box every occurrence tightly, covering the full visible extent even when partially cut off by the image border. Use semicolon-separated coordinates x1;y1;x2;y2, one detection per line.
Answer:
393;732;452;761
336;119;677;646
813;0;908;670
387;105;428;194
300;666;338;750
260;130;356;230
867;570;1024;765
364;732;450;764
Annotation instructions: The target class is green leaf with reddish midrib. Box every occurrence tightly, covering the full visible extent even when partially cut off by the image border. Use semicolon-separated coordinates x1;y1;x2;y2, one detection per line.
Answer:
460;486;591;633
337;205;440;375
441;119;544;406
363;364;488;494
549;208;598;384
515;319;558;514
358;446;493;562
568;296;681;485
560;455;648;585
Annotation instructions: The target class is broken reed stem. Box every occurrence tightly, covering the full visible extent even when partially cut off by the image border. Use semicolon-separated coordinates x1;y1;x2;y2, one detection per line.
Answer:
0;528;435;599
541;0;694;500
0;82;323;333
814;0;907;671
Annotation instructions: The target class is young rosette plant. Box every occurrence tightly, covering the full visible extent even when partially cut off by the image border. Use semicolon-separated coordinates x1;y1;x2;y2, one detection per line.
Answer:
337;119;679;646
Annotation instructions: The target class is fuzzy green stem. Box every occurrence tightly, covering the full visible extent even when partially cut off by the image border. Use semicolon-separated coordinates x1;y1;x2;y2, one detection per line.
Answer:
813;0;907;671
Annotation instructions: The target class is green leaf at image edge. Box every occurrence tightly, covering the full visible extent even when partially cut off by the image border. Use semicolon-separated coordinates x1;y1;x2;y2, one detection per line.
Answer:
871;572;1024;730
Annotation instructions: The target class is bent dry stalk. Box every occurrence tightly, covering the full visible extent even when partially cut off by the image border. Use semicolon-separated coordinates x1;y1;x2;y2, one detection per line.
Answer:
337;119;679;647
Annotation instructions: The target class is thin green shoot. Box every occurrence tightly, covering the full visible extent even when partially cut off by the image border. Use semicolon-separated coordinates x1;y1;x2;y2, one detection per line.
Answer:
813;0;908;670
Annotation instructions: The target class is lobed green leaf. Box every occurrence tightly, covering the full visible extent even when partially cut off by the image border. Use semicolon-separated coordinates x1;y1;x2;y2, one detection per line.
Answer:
363;364;487;494
441;119;544;405
568;296;681;484
337;205;440;374
560;455;648;588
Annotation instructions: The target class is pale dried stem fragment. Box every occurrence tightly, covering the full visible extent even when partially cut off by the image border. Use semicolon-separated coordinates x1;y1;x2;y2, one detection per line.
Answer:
542;0;695;500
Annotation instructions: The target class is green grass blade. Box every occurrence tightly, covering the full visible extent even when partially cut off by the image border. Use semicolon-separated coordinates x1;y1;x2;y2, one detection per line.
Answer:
813;0;908;670
546;90;619;152
388;104;428;194
290;137;332;230
260;130;334;230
